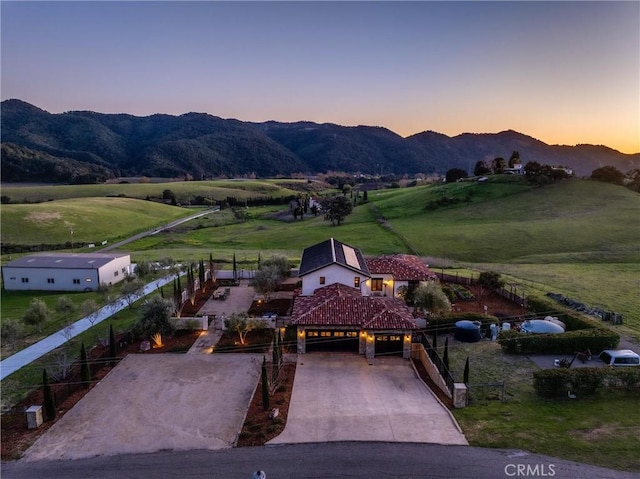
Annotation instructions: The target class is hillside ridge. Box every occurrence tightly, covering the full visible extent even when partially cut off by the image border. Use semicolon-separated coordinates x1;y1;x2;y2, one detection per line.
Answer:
2;99;637;182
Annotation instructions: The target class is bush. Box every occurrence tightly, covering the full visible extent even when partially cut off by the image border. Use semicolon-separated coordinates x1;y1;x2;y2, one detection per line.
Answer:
499;294;620;354
533;367;640;398
498;328;619;355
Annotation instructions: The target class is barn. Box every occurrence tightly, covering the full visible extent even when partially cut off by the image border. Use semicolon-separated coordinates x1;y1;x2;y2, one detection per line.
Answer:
2;252;131;292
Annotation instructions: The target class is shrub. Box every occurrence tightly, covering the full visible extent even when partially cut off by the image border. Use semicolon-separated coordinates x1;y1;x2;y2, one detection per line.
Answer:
533;367;640;398
498;328;619;355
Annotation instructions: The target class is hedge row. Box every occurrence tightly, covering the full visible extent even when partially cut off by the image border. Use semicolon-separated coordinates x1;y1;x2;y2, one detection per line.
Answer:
533;367;640;397
498;294;619;354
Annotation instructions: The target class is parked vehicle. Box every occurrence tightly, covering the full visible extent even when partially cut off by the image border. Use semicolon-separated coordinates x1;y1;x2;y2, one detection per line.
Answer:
598;349;640;367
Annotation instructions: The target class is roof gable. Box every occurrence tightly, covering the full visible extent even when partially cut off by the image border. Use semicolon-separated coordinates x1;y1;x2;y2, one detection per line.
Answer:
292;284;416;330
299;238;370;277
365;255;437;281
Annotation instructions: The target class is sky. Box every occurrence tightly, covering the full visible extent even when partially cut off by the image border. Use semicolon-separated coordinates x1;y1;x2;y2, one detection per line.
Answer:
1;1;639;153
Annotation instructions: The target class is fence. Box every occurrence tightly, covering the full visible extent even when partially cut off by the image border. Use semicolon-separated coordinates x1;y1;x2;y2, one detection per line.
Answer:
466;381;506;403
416;332;455;396
434;272;528;309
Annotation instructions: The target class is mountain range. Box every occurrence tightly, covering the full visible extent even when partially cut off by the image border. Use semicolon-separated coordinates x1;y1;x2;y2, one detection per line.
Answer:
1;99;638;183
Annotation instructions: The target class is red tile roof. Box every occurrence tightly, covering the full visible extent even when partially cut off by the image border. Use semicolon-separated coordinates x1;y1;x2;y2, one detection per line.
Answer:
365;255;437;281
292;283;416;330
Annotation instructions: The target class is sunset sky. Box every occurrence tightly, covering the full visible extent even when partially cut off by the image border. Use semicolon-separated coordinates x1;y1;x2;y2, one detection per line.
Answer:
2;1;638;153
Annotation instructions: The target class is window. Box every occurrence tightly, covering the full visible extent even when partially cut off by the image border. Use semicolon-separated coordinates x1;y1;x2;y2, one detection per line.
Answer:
47;278;55;284
354;276;360;287
114;271;119;277
320;331;332;337
319;276;325;285
334;331;345;337
346;331;358;337
121;267;126;273
73;279;80;284
307;331;319;337
372;278;383;292
21;278;29;283
85;278;92;282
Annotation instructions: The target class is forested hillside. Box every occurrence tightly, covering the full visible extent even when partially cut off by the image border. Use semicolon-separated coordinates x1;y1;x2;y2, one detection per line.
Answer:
2;99;637;182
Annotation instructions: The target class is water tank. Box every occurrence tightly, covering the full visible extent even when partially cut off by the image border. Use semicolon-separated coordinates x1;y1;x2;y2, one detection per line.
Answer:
454;320;482;342
521;319;565;334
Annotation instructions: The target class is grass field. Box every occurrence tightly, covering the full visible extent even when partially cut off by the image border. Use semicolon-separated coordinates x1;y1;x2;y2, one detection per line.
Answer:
446;339;640;472
0;179;307;204
0;197;192;245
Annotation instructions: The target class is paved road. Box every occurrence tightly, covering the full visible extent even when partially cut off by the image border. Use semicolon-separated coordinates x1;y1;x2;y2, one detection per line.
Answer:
3;442;638;479
98;207;219;252
0;274;179;381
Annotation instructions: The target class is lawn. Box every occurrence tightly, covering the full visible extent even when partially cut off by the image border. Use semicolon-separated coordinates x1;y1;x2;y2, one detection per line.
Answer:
446;338;640;472
0;197;191;245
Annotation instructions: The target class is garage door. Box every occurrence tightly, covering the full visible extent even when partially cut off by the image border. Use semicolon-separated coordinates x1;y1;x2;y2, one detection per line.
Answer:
375;334;403;357
306;330;359;353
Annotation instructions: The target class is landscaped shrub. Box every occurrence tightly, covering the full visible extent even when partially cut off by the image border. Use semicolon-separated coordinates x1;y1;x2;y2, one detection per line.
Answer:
533;367;640;398
498;294;620;354
498;328;619;355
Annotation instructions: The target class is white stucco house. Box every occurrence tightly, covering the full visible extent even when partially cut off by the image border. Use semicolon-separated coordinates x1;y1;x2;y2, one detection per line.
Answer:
2;252;131;292
293;239;437;359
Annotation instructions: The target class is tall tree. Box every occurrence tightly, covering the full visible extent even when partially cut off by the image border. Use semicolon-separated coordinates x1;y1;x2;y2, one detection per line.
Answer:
443;336;450;371
319;195;354;226
233;253;238;281
80;342;91;388
477;271;505;302
463;356;470;384
43;369;56;421
591;165;625;185
109;324;117;366
445;168;467;183
474;160;491;176
261;356;270;411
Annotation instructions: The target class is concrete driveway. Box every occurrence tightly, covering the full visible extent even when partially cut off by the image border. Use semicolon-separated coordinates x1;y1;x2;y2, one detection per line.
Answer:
268;354;468;446
23;353;262;461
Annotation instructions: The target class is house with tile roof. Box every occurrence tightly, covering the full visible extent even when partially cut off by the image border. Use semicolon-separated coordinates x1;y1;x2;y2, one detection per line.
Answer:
294;239;435;359
2;252;131;292
365;254;438;298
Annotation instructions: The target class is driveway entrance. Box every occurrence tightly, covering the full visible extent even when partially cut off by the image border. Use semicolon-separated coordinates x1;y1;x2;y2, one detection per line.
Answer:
268;354;467;445
22;354;262;461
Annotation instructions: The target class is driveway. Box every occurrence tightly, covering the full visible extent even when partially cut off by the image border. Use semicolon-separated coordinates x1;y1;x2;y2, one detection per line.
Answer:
23;353;262;461
268;354;468;446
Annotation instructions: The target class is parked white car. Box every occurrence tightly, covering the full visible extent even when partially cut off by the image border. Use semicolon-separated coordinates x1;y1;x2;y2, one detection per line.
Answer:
598;349;640;367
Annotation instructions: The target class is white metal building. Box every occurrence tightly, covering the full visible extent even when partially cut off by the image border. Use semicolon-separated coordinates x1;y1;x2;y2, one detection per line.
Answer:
2;253;131;292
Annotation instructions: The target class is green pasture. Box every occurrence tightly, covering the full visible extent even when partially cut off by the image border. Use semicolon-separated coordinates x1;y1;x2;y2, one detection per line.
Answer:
0;197;191;245
0;179;305;204
125;199;409;261
384;180;639;263
446;340;640;472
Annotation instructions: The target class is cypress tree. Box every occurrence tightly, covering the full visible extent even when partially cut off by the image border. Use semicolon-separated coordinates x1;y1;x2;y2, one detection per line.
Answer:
463;357;470;384
443;336;449;371
271;331;279;385
261;356;270;411
233;253;238;281
109;324;116;366
80;342;91;388
43;369;56;421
